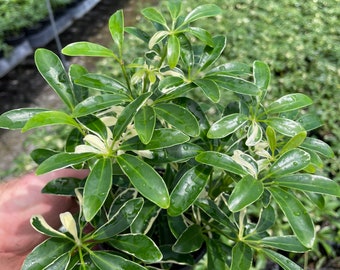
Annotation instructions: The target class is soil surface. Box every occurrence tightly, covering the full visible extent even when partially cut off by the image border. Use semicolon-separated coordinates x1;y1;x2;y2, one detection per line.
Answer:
0;0;157;175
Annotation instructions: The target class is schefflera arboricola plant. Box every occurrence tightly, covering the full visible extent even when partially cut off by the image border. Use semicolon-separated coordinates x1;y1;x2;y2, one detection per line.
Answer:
1;1;339;269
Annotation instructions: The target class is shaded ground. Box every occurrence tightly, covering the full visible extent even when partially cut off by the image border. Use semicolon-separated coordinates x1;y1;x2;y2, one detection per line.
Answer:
0;0;157;175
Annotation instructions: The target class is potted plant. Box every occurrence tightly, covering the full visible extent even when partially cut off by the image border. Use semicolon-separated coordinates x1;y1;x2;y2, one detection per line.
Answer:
1;1;339;269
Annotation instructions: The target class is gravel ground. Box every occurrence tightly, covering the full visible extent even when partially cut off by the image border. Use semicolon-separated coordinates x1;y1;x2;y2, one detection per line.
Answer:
0;0;157;176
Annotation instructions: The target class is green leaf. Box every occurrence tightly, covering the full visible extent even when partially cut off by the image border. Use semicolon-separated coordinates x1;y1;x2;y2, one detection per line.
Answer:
297;113;323;131
187;27;213;46
112;92;151;141
274;174;340;196
194;78;220;102
207;238;226;270
196;151;248;176
90;251;147;270
42;177;83;196
93;198;143;240
269;187;315;248
22;111;80;132
267;149;310;177
154;103;200;137
109;234;162;263
266;94;313;114
300;137;334;158
131;200;160;234
75;73;129;94
45;252;71;270
117;154;170;208
253;60;271;90
62;41;116;57
168;165;212;216
120;128;190;150
207;75;260;96
78;115;107;140
142;7;168;27
228;175;264;212
36;152;96;175
134;106;156;144
149;143;202;164
160;245;195;265
260;236;309;253
167;0;182;19
72;94;127;117
0;108;48;130
157;83;196;102
280;131;307;154
83;158;112;221
109;10;124;56
265;117;305;137
199;36;227;71
172;224;204;253
195;198;236;231
182;4;222;25
21;238;74;270
255;205;276;233
66;128;83;153
230;242;253;270
35;49;74;110
167;34;180;68
30;215;67;238
266;126;277;154
262;248;303;270
207;62;251;76
246;121;263;146
31;148;59;165
69;64;89;103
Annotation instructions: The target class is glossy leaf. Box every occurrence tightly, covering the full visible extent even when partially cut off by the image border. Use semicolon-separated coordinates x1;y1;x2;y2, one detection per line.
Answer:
172;224;204;253
269;187;315;248
196;151;248;176
109;234;162;263
260;236;309;252
266;126;277;154
0;108;47;130
297;113;323;131
42;177;83;196
228;175;264;212
280;131;307;154
72;94;127;117
167;34;180;68
35;49;74;110
22;111;80;132
262;248;303;270
134;106;156;144
207;62;251;76
253;60;270;90
93;198;143;240
22;238;74;270
187;26;213;46
168;215;187;239
62;41;115;57
120;128;189;150
154;103;199;137
267;149;310;177
75;73;129;94
301;137;334;158
117;154;170;208
159;245;195;266
109;10;124;56
207;113;248;139
266;117;305;137
78;115;107;139
46;252;71;270
195;198;236;231
68;64;89;103
83;158;112;222
31;215;67;238
168;165;212;216
131;200;160;234
207;75;260;96
142;7;168;27
182;4;222;25
36;152;96;175
199;36;227;70
112;92;151;141
266;94;313;114
194;78;220;102
157;83;196;102
274;174;340;196
207;238;226;270
90;251;147;270
167;0;181;19
255;205;276;233
246;121;263;146
30;148;59;165
230;242;253;270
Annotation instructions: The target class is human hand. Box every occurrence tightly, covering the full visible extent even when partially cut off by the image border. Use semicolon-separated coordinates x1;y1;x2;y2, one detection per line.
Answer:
0;169;88;269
